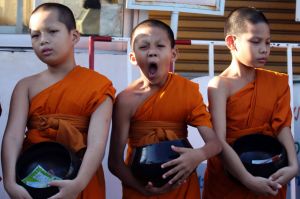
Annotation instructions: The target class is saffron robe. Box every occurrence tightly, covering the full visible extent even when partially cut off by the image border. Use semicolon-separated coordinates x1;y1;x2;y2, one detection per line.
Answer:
24;66;115;199
203;68;292;199
123;73;212;199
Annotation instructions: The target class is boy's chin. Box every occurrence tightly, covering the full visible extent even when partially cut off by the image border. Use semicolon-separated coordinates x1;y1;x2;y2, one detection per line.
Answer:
253;65;264;69
141;73;156;82
145;76;159;85
244;64;263;69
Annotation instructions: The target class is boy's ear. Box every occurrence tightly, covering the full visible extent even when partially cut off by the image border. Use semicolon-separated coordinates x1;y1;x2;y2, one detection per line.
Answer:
225;35;236;51
129;52;137;65
71;29;80;45
171;47;178;62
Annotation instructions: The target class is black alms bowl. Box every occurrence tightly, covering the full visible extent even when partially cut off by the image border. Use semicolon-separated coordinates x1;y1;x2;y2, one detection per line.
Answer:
232;134;288;178
16;142;81;199
131;138;192;187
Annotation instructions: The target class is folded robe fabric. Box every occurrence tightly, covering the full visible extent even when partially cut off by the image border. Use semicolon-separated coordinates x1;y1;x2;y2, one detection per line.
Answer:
24;66;115;199
203;68;292;199
123;73;212;199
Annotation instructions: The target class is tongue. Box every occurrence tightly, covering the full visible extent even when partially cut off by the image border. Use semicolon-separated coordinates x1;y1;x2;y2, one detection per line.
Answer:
149;65;157;78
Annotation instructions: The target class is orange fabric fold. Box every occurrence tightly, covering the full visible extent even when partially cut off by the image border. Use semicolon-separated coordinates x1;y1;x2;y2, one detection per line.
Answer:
23;66;115;199
203;69;291;199
27;114;89;152
128;121;187;147
123;73;212;199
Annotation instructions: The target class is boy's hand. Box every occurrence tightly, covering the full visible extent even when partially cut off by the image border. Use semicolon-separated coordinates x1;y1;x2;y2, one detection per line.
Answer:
48;179;81;199
5;183;32;199
269;165;299;185
244;176;282;196
142;181;178;196
161;146;199;185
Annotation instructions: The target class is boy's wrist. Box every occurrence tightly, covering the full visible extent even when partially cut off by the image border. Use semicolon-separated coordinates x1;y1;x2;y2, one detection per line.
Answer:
3;177;17;187
72;177;87;191
289;164;299;176
3;179;18;193
194;148;207;165
240;173;255;188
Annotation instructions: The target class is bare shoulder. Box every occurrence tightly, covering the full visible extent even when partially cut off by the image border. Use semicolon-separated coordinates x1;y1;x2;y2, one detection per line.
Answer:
22;70;55;100
114;78;149;118
9;74;40;108
13;73;39;94
114;84;139;118
208;75;234;105
116;78;141;104
115;88;135;108
208;76;229;92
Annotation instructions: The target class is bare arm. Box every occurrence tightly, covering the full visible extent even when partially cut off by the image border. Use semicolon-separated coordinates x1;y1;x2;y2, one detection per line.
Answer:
207;77;281;196
48;97;113;199
196;126;222;162
1;80;32;199
270;127;298;185
108;93;145;193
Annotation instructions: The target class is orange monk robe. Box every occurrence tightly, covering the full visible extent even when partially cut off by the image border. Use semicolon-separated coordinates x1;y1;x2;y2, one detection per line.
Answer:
203;68;292;199
24;66;115;199
123;73;212;199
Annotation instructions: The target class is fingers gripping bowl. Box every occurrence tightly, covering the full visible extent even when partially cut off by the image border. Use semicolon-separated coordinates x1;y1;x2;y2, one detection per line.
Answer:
16;142;81;199
130;138;192;187
232;134;288;178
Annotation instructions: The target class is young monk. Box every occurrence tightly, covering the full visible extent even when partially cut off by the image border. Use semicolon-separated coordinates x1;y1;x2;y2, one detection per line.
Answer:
202;7;298;199
1;3;115;199
108;19;221;199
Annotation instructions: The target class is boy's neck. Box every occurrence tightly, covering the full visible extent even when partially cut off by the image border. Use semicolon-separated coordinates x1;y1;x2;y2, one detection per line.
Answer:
140;73;169;90
47;59;77;75
227;60;256;80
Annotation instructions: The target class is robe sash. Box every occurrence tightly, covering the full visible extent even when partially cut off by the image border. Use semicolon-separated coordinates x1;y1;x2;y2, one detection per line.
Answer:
128;121;187;147
27;114;89;153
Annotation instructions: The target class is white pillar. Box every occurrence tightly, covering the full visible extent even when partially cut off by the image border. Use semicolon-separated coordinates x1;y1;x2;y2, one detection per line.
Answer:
170;11;179;39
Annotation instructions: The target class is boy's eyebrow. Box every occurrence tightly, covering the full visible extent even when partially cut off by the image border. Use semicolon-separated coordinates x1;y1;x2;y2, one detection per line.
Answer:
250;36;271;40
29;29;39;33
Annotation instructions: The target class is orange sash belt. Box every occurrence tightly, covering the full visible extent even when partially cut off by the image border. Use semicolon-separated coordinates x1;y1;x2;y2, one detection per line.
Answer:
27;114;89;152
128;121;187;147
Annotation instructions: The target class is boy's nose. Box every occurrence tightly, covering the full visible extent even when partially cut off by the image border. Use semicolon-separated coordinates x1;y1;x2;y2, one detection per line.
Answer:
260;44;269;54
40;34;49;45
148;49;158;57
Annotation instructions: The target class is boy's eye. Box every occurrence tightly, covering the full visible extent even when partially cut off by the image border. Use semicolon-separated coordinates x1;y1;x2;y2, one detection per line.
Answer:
250;40;260;44
157;44;165;47
49;30;58;34
31;34;39;38
139;45;147;49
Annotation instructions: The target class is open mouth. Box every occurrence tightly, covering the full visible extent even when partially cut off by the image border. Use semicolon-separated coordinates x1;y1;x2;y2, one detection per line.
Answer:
148;63;158;78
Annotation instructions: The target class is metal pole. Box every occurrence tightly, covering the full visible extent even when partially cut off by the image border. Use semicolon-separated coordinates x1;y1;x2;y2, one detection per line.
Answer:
208;42;215;77
16;0;23;33
89;36;94;70
170;11;179;39
126;40;132;85
170;11;179;72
